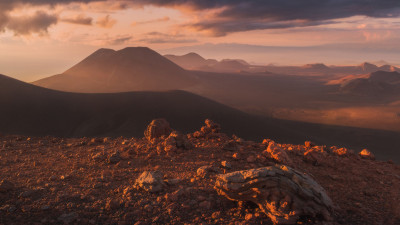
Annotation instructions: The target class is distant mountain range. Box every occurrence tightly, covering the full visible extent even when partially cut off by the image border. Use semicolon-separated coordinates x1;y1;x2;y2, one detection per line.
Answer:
164;52;251;73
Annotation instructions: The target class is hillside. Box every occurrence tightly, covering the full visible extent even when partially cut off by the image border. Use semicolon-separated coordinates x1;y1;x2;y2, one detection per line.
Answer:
339;71;400;96
33;47;197;93
2;74;400;162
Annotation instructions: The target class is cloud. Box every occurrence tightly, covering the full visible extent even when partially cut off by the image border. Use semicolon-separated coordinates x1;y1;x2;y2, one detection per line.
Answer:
107;36;132;45
6;11;58;36
137;31;197;44
61;14;93;25
96;14;116;28
133;0;400;35
131;16;170;26
2;0;400;36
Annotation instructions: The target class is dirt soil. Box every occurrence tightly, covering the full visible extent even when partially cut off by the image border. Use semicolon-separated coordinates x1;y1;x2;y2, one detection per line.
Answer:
0;121;399;225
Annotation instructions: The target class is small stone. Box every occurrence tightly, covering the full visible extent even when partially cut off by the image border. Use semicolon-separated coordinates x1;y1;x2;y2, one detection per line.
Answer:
359;149;375;160
197;165;220;178
108;152;121;164
245;213;254;221
221;161;232;169
332;147;349;156
304;141;316;148
211;211;221;219
136;171;165;192
232;153;240;160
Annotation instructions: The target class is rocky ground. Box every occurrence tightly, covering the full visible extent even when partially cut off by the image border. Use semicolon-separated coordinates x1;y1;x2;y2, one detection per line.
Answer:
0;119;399;225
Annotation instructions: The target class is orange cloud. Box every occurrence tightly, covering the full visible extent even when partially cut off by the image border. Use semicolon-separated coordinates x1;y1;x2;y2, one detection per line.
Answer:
96;14;116;28
61;14;93;25
131;16;170;26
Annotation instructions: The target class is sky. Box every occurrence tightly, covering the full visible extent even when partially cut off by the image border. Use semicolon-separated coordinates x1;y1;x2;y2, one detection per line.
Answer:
1;0;400;81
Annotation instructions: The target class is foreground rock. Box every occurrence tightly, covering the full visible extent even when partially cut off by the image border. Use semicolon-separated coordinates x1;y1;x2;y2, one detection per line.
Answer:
136;171;165;192
144;119;172;141
262;142;292;164
163;131;193;153
215;166;334;224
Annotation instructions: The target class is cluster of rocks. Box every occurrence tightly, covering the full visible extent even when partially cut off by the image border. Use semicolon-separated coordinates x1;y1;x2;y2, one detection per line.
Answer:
131;119;341;224
2;118;389;225
192;119;222;138
144;118;193;155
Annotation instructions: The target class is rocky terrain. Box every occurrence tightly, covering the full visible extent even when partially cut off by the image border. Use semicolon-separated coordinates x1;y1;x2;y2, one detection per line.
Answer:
0;119;399;225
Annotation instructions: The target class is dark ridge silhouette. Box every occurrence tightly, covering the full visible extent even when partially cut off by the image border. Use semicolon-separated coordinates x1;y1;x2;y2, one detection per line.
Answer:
33;47;197;93
2;74;400;162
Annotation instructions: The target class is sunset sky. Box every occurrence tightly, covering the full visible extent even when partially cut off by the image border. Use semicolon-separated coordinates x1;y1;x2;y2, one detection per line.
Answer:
1;0;400;81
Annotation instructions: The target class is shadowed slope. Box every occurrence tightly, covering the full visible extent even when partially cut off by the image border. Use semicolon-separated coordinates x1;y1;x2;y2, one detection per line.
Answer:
33;47;197;93
2;74;400;162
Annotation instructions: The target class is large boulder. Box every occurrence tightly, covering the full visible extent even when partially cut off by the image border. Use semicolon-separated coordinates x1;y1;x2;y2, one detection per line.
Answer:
215;166;333;224
136;171;165;192
144;119;172;142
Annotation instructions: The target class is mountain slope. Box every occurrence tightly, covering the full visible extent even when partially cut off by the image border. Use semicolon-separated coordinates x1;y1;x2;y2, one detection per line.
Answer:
340;71;400;96
3;74;400;162
33;47;197;93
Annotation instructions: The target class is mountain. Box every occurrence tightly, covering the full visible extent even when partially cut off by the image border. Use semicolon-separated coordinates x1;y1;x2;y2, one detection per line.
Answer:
164;53;250;73
164;52;209;70
3;74;400;162
33;47;197;93
340;71;400;96
302;63;330;70
359;62;379;72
